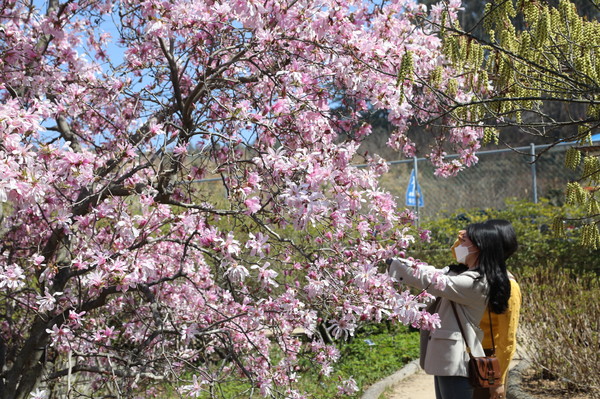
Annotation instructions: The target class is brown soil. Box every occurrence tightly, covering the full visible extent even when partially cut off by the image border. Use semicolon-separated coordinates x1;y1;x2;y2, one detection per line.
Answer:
519;368;594;399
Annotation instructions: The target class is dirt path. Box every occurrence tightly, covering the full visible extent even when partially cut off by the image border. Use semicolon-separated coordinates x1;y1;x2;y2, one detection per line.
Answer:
377;355;524;399
383;368;436;399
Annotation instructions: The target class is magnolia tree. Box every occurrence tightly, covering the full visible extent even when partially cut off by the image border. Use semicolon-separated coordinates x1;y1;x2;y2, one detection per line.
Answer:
0;0;481;397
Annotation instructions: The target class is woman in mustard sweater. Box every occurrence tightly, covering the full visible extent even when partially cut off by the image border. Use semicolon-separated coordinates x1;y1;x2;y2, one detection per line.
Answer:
474;219;522;399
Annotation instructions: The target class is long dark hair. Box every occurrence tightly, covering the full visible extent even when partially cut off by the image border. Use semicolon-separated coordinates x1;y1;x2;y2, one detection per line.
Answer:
485;219;518;260
466;223;511;314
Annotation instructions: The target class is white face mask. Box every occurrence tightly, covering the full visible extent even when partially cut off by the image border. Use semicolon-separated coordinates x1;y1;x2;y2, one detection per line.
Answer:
453;243;473;264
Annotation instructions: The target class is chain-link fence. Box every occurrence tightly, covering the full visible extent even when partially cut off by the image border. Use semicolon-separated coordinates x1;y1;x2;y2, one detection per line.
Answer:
192;142;591;221
379;143;585;221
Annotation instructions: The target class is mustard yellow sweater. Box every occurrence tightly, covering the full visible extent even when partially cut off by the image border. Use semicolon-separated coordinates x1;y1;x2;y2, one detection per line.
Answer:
479;278;522;384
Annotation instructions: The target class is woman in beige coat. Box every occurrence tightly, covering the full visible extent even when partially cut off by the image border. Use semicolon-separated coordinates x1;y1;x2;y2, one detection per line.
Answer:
388;222;511;399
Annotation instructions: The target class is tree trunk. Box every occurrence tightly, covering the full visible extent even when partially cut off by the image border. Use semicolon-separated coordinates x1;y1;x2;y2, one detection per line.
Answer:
2;318;50;399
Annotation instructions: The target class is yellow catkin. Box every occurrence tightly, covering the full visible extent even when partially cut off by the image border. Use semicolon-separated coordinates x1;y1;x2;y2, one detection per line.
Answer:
396;69;403;88
583;156;600;182
447;79;458;98
551;216;565;238
475;44;484;69
584;52;597;82
523;2;539;28
580;224;599;249
578;184;588;204
583;156;594;178
483;127;499;145
578;124;590;142
453;36;462;65
498;55;509;89
400;51;414;83
587;198;600;216
471;104;482;121
558;0;569;19
534;8;549;48
550;7;562;39
584;23;595;48
442;35;455;59
580;224;591;247
506;0;516;19
515;111;522;123
595;51;600;84
574;55;585;77
519;32;531;59
483;3;493;33
577;184;588;204
566;182;580;205
593;157;600;182
565;148;582;169
581;132;593;145
478;70;489;90
571;12;583;43
592;226;600;250
588;104;600;119
397;50;414;102
429;66;443;88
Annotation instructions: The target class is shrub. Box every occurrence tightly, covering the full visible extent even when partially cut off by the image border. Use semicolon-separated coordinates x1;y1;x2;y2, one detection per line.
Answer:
518;266;600;398
411;199;598;275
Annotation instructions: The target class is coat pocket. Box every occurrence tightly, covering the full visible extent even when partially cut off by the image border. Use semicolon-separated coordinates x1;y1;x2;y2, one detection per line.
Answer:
429;329;466;367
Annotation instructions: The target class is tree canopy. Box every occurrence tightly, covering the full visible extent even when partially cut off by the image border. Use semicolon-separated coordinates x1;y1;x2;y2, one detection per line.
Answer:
0;0;481;397
422;0;600;248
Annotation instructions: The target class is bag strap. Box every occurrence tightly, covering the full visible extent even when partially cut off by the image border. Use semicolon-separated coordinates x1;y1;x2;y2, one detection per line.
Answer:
450;301;475;360
487;307;496;355
450;301;497;358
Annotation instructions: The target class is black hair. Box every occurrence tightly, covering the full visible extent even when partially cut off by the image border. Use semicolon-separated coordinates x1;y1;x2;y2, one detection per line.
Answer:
485;219;518;260
466;222;511;314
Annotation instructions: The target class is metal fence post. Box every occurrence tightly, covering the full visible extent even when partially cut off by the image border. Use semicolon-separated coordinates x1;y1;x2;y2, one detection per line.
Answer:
413;156;420;229
530;143;538;203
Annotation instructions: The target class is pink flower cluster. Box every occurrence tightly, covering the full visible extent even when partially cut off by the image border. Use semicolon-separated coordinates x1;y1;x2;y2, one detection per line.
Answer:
0;0;484;396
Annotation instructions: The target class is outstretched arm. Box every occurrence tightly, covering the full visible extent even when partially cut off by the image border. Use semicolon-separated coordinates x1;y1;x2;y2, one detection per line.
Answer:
387;258;485;306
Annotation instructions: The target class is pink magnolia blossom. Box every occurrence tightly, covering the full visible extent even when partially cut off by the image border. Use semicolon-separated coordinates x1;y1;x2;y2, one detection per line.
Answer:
179;375;206;397
245;232;270;258
29;389;48;399
338;377;359;396
251;262;279;288
0;264;25;290
224;262;250;283
36;290;63;313
244;196;261;214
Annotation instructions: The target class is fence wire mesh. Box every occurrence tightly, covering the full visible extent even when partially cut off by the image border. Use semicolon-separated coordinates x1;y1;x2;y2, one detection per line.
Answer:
380;143;581;220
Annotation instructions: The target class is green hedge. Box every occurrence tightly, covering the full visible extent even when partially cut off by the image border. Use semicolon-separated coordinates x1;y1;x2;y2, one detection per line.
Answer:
411;199;599;275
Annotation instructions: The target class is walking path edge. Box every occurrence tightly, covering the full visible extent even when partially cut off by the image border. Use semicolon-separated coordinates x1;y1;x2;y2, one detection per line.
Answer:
361;352;535;399
361;359;421;399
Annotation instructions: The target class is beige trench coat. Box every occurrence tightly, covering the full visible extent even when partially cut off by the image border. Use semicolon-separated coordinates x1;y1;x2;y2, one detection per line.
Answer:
388;259;488;377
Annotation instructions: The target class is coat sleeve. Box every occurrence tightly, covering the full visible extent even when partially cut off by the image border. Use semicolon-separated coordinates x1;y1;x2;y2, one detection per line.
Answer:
388;258;486;306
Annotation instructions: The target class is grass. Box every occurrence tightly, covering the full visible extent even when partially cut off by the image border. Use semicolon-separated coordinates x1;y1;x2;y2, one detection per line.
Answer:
295;323;420;398
156;323;420;398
